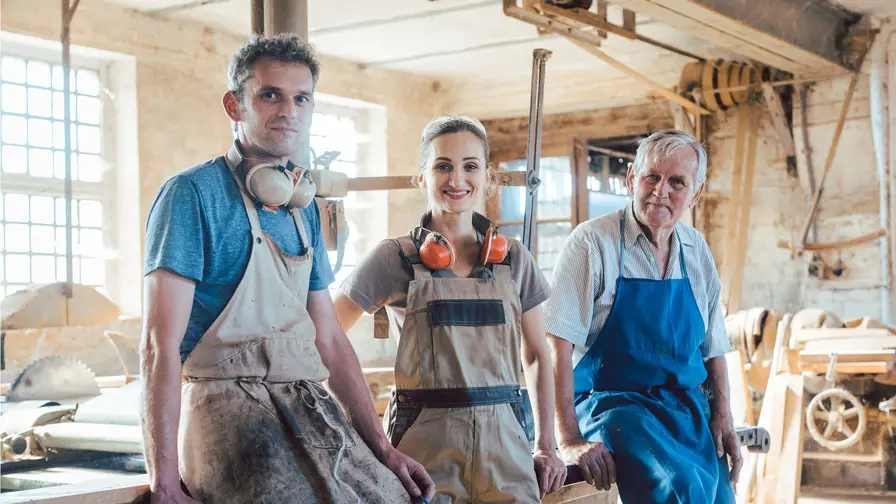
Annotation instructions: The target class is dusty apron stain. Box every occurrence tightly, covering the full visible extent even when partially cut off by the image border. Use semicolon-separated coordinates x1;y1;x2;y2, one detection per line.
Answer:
383;222;540;504
177;164;408;504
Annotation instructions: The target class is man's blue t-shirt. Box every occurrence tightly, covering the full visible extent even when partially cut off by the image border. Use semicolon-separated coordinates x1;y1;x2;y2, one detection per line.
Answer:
144;156;335;362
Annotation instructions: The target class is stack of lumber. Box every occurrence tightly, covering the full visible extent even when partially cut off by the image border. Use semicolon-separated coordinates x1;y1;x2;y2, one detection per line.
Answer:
794;317;896;375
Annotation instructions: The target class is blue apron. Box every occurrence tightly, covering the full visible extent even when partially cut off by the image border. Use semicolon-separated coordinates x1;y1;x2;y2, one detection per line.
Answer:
572;210;734;503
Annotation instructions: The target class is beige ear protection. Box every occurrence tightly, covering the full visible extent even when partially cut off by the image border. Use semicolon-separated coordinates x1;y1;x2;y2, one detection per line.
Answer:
228;142;316;210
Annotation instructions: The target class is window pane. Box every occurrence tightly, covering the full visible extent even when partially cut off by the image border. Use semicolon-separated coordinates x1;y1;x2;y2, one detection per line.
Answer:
77;95;101;125
0;253;4;281
28;148;53;178
55;255;64;281
2;57;27;84
32;255;56;283
27;87;52;117
81;257;104;285
6;254;30;283
497;157;572;221
55;227;67;254
30;195;55;224
535;222;572;278
77;70;100;96
28;118;53;148
2;83;27;114
0;225;3;252
52;91;77;120
27;60;52;88
5;194;29;222
80;228;102;256
31;225;55;253
55;198;78;226
2;145;28;174
79;200;102;227
78;154;102;182
2;115;27;145
5;223;29;252
54;257;81;283
54;149;79;180
77;125;101;153
52;121;77;151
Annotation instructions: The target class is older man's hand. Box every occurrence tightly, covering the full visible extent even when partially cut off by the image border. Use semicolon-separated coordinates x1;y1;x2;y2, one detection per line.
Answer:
559;437;616;491
709;410;743;485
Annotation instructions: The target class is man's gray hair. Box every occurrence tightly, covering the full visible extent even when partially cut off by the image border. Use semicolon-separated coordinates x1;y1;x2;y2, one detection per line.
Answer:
227;33;320;101
632;129;707;186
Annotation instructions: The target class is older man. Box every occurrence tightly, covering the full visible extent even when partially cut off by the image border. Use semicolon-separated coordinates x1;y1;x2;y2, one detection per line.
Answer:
544;130;741;503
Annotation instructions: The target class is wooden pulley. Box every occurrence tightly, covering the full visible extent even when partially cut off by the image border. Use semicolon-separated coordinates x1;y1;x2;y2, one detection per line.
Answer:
701;59;723;111
678;61;703;95
678;59;764;110
716;60;737;109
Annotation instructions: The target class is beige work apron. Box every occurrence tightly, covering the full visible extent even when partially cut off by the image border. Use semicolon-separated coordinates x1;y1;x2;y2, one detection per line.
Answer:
383;221;540;504
177;160;408;504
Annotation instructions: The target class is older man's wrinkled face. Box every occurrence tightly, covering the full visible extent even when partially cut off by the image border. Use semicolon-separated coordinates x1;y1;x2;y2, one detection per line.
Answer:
626;147;703;230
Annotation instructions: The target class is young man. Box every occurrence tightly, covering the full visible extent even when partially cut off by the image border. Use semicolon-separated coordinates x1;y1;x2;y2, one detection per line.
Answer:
141;34;434;504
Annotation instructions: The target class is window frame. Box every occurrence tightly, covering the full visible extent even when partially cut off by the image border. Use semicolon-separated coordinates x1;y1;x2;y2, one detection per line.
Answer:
0;38;115;300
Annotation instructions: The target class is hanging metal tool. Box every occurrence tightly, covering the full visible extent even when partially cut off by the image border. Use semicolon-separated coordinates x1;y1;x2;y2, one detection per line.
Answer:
521;49;551;252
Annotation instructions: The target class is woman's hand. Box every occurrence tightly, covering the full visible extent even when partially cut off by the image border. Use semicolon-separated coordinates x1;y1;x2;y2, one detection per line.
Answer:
533;448;567;498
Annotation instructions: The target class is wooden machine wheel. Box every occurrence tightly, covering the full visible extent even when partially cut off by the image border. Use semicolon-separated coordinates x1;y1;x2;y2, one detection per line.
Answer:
806;387;867;451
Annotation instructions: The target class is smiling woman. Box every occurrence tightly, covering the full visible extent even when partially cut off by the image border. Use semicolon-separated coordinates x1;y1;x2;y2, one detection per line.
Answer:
333;114;568;502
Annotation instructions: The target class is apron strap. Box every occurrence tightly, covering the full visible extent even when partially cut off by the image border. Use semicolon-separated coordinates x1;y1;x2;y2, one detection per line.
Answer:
289;208;311;251
675;230;689;279
491;262;512;281
617;210;627;274
225;156;265;241
395;235;432;280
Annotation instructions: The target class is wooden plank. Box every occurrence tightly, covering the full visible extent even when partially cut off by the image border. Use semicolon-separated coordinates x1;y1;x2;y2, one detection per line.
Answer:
542;482;618;504
727;106;759;313
798;361;889;374
799;349;895;364
566;38;709;115
0;474;149;504
777;228;887;252
609;0;825;74
614;0;845;74
724;350;752;426
345;171;526;192
722;106;748;311
793;328;893;348
775;374;805;504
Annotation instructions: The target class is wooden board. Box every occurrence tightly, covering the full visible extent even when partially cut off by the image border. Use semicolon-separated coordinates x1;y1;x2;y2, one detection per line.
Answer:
799;349;895;364
727;106;759;313
0;474;149;504
792;328;893;347
798;361;890;374
609;0;838;74
774;374;805;504
725;350;752;426
542;483;619;504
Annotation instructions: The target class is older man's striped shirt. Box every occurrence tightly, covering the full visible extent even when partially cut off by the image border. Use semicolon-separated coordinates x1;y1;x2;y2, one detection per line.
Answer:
544;203;731;368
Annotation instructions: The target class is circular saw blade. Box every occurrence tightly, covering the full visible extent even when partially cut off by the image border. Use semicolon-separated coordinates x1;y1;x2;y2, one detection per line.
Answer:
7;355;101;402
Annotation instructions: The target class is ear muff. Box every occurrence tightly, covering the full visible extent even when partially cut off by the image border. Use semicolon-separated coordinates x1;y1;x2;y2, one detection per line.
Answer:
245;163;317;210
419;232;456;270
288;168;317;209
479;225;509;265
246;163;293;209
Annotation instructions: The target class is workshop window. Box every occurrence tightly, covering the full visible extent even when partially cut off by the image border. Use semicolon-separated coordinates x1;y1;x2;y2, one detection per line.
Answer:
311;102;375;287
0;50;112;301
496;156;574;279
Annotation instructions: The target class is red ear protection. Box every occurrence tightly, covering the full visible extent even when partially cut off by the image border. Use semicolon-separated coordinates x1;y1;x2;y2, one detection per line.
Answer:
417;226;508;270
419;232;456;270
479;225;509;266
